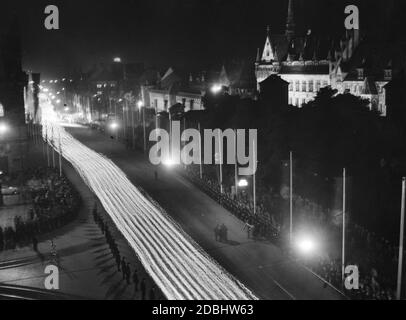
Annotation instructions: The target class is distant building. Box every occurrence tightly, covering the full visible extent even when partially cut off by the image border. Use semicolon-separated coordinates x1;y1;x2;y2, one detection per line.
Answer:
25;72;41;122
147;67;204;114
259;75;289;111
0;19;28;173
255;0;392;115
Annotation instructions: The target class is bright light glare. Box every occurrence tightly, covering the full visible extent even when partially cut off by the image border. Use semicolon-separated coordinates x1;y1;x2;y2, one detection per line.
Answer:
113;57;122;63
162;158;176;167
56;99;61;104
238;179;248;187
211;84;222;94
295;235;318;255
137;101;144;109
110;122;119;130
0;123;9;134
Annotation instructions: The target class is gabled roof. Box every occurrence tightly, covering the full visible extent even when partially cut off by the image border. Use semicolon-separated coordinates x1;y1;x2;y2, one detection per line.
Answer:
362;77;378;95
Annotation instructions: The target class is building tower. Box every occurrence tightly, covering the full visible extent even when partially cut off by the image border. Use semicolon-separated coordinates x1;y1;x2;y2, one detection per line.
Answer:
286;0;295;42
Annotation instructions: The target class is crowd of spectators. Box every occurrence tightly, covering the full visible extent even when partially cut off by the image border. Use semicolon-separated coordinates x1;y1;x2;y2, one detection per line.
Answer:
0;168;81;251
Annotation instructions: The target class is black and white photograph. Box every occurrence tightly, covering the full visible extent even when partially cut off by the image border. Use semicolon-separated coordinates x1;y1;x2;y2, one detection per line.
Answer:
1;0;406;306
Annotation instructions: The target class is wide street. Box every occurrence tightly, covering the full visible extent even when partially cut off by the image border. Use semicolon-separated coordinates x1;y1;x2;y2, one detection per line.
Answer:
66;125;345;300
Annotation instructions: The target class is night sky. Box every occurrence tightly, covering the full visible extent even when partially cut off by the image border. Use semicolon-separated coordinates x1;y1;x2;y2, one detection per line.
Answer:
1;0;404;78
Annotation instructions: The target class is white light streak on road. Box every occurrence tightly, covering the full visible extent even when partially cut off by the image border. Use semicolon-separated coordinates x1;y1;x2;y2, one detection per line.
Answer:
40;103;257;300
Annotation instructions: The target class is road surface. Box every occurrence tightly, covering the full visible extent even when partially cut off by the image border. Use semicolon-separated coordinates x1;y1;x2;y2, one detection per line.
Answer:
66;125;344;300
42;120;256;300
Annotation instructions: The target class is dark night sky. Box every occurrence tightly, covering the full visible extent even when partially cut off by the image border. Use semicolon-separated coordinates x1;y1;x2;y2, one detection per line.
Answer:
1;0;404;78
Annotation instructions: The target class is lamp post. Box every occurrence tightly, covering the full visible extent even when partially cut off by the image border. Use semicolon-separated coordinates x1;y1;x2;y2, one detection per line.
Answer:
0;122;7;207
217;130;224;194
51;127;56;168
342;168;347;288
0;171;4;207
397;177;406;300
253;138;257;215
138;101;146;153
198;122;203;179
58;132;62;177
290;151;293;246
131;102;135;149
234;129;238;199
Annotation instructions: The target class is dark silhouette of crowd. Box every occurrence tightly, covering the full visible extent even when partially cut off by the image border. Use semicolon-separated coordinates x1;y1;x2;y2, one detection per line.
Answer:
0;168;81;251
183;166;403;300
92;203;159;300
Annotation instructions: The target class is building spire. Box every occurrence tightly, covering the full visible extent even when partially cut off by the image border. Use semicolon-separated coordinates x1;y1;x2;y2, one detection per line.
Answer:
261;27;275;62
286;0;295;41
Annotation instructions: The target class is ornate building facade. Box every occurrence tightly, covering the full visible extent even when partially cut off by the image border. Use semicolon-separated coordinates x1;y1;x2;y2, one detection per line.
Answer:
255;0;392;116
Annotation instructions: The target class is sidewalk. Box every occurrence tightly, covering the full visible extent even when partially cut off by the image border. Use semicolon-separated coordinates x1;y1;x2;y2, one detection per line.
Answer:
0;146;159;300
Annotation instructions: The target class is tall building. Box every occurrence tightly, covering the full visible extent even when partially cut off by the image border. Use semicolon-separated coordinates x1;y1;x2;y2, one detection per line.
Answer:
255;0;392;116
0;19;28;173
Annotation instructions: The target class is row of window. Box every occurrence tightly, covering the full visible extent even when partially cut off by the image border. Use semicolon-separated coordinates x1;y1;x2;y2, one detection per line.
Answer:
289;97;309;108
153;98;197;110
288;79;329;92
96;83;116;89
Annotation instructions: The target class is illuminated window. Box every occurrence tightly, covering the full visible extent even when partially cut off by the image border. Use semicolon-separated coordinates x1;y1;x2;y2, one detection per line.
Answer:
316;80;321;91
0;103;4;117
308;80;314;92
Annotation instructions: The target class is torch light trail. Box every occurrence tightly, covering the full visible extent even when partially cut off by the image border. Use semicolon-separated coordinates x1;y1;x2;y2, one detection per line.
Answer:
40;104;257;300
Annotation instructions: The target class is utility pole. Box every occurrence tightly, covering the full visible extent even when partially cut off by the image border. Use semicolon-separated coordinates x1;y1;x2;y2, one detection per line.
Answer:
397;177;406;300
342;168;347;287
253;138;257;215
142;105;147;153
52;127;56;168
290;151;293;245
58;132;62;177
234;129;238;199
218;130;223;194
198;122;203;179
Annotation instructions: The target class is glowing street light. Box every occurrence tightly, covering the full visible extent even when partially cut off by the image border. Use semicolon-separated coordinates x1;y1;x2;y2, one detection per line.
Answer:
0;123;9;135
137;100;144;109
113;57;122;63
238;179;249;188
162;158;176;168
56;99;61;104
137;100;147;153
294;234;318;256
211;84;222;94
110;122;119;130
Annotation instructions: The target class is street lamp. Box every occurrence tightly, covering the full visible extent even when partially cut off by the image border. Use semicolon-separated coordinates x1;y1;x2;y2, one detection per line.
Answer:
0;170;4;206
211;84;222;94
238;179;249;188
137;101;147;153
162;158;176;168
113;57;122;63
110;122;119;131
294;234;319;256
0;123;9;135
